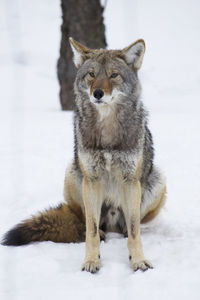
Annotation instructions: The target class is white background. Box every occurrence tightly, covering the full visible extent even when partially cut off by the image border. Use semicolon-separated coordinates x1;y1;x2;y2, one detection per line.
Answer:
0;0;200;299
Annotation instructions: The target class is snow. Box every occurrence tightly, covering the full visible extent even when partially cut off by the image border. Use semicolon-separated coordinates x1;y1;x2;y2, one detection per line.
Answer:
0;0;200;299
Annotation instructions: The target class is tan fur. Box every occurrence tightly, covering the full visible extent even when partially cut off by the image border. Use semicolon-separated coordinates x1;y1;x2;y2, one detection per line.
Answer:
118;157;152;270
69;37;90;54
82;177;102;272
64;165;84;215
134;156;143;181
141;186;166;223
15;204;85;244
91;78;112;96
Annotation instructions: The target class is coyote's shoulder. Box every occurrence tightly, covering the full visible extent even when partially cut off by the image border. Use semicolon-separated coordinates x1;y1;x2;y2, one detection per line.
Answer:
2;38;166;274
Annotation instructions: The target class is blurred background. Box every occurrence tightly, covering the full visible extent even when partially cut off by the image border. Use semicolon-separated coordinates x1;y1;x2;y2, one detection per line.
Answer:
0;1;200;299
1;0;199;112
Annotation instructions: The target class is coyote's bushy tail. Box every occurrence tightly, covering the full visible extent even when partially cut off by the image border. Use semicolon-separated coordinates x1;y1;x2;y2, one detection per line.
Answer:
2;203;85;246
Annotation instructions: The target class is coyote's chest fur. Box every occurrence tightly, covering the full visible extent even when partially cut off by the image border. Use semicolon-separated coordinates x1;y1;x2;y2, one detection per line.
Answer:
95;105;120;147
76;94;143;209
78;147;138;207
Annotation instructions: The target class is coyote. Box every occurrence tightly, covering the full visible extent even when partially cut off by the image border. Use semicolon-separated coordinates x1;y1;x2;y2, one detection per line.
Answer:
2;38;166;273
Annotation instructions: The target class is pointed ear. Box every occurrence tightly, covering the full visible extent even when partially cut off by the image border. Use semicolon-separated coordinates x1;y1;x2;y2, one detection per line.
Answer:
122;39;145;69
69;37;92;68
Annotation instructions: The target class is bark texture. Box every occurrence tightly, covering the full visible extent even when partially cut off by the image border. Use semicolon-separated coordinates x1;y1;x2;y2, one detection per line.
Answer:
57;0;107;110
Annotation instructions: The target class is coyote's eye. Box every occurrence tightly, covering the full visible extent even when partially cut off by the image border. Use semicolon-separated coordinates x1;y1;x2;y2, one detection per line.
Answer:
110;73;118;78
89;72;95;78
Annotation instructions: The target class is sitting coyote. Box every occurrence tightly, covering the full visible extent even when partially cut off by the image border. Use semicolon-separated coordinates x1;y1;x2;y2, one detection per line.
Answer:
2;38;166;273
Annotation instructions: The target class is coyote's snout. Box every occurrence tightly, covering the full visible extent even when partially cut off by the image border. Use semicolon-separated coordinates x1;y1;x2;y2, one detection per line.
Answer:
2;37;166;274
88;70;121;105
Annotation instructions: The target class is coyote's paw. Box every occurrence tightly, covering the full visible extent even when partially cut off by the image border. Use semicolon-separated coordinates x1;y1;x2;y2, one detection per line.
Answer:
130;258;153;272
82;260;101;274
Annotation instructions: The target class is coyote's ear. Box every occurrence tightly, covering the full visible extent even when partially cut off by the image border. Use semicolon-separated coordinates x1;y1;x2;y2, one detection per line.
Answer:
69;37;91;68
122;39;145;69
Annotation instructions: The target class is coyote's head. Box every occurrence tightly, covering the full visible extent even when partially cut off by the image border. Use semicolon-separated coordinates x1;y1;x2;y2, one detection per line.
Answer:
69;37;145;106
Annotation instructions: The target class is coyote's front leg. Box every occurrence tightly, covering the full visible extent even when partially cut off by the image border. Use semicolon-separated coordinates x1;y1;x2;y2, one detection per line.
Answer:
82;177;102;273
122;180;153;272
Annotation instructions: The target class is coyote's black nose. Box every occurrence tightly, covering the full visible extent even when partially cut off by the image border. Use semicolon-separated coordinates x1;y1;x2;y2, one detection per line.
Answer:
93;89;104;100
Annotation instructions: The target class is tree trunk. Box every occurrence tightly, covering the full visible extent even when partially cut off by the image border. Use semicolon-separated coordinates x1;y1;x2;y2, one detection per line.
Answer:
57;0;107;110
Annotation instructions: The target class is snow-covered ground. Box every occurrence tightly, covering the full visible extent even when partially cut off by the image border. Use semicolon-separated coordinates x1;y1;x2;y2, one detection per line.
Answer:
0;0;200;299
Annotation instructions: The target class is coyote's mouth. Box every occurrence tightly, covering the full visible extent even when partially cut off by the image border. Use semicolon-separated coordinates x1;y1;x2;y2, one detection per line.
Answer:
94;99;106;105
90;94;112;105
